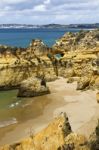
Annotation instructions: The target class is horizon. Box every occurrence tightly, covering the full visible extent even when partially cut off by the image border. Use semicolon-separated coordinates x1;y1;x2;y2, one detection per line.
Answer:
0;23;99;25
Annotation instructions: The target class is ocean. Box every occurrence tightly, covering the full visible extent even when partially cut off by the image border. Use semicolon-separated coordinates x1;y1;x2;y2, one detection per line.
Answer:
0;28;83;47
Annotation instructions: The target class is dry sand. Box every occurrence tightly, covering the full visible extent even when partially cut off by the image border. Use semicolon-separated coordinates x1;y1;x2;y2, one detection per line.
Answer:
0;77;99;146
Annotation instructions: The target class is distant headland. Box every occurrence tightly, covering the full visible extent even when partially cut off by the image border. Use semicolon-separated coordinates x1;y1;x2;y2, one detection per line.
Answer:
0;23;99;29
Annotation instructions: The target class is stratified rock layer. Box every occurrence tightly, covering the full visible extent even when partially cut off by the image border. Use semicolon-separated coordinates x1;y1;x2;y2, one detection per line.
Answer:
0;40;57;90
0;30;99;91
53;29;99;91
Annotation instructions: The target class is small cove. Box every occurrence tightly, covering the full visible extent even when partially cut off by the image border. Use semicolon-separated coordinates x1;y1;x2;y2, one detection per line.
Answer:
0;77;97;146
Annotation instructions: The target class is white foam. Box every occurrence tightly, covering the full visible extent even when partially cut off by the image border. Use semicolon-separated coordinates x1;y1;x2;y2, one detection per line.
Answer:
9;101;20;108
0;118;18;128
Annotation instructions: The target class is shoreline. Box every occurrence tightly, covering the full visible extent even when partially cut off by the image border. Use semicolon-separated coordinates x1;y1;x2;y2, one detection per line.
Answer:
0;77;98;146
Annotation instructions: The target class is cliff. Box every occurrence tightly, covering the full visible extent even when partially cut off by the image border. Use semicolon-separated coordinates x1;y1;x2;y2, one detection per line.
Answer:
0;40;56;90
0;30;99;91
53;30;99;91
0;30;98;96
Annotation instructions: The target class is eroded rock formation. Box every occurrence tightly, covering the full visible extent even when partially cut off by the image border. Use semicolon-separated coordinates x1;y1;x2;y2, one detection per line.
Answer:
0;40;56;90
0;113;72;150
17;77;50;97
1;113;99;150
0;30;99;91
53;30;99;91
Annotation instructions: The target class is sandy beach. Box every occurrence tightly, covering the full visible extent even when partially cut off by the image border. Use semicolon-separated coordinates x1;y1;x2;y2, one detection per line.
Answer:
0;77;98;146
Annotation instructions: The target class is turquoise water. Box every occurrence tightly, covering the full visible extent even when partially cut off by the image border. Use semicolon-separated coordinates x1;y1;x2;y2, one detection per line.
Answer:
0;28;82;47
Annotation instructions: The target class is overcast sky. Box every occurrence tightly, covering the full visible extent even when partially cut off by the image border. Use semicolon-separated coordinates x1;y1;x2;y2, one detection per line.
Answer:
0;0;99;24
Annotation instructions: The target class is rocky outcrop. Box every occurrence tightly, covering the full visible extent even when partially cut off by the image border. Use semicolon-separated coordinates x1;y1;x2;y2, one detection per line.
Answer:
59;133;89;150
28;39;48;56
0;113;72;150
0;40;57;90
17;77;50;97
0;30;99;90
53;30;99;51
77;76;91;90
2;113;99;150
52;29;99;92
89;120;99;150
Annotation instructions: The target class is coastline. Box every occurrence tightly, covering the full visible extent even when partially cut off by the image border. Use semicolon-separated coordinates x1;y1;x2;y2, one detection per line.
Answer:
0;77;98;146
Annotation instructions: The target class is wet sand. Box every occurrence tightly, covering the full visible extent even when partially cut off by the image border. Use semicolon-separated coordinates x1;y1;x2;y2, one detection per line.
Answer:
0;77;98;146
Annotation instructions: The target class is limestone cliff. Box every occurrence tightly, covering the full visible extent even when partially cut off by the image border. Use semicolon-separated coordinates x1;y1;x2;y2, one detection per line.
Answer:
0;40;56;90
0;30;99;91
53;29;99;91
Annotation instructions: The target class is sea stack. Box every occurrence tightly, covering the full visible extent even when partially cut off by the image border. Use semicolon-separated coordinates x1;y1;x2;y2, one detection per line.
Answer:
17;77;50;97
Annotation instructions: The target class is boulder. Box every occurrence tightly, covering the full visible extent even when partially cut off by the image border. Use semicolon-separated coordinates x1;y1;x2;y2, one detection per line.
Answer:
67;77;75;83
77;77;90;90
17;77;50;97
61;133;89;150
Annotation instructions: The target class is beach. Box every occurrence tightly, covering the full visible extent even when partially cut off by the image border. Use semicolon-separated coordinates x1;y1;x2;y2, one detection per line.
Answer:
0;77;98;146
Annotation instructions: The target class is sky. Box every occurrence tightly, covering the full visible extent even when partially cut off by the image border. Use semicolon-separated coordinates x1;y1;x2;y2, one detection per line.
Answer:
0;0;99;24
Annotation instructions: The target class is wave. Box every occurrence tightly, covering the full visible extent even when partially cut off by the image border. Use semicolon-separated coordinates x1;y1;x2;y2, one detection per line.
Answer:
9;101;21;108
0;118;18;128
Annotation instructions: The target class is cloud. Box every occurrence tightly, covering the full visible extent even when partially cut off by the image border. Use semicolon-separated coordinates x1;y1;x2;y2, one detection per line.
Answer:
1;0;27;4
0;0;99;24
44;0;50;4
33;4;46;11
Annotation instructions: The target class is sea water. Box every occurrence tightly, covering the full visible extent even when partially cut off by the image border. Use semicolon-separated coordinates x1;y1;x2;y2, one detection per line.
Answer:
0;28;82;47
